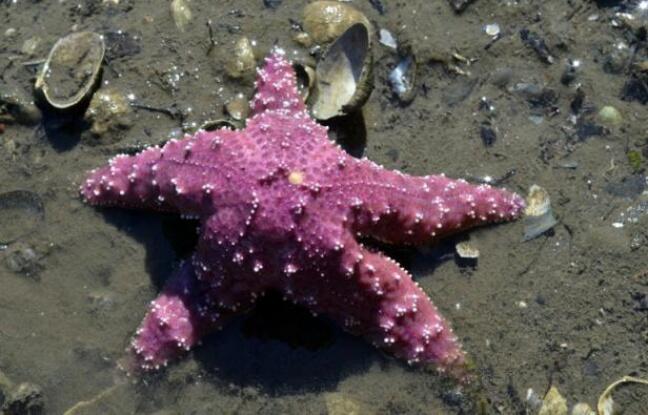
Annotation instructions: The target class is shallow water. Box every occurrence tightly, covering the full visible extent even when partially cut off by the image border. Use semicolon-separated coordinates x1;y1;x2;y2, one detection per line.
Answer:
1;1;647;414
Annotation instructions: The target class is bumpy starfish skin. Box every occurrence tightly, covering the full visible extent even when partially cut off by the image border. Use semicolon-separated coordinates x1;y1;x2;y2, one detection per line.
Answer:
81;50;525;378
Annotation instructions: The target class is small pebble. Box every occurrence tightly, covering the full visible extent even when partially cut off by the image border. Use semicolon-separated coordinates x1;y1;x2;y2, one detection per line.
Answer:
561;59;581;85
224;93;250;121
483;23;500;37
263;0;282;8
480;124;497;146
20;37;40;56
490;67;513;88
4;243;41;278
597;105;622;126
520;29;554;64
223;36;257;79
571;402;596;415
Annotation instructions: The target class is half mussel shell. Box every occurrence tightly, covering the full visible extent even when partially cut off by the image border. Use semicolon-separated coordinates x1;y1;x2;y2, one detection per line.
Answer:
35;31;105;110
309;23;373;120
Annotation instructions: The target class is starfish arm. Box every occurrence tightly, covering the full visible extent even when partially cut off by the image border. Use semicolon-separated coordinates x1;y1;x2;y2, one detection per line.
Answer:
129;259;212;370
81;129;242;217
81;147;174;211
343;161;525;245
129;257;251;370
289;236;467;379
249;50;306;117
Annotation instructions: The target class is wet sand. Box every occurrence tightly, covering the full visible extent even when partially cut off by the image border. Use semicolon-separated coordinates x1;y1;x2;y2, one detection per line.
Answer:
1;1;647;413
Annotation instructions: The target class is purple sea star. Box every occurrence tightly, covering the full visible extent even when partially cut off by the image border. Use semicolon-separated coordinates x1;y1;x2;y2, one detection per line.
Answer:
81;50;525;380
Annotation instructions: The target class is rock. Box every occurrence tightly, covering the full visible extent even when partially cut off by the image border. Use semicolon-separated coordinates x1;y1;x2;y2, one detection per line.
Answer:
0;85;42;126
303;1;370;45
224;93;250;121
4;242;41;278
84;87;133;138
21;37;41;56
0;369;14;409
170;0;192;32
604;174;645;199
223;36;257;80
3;382;44;415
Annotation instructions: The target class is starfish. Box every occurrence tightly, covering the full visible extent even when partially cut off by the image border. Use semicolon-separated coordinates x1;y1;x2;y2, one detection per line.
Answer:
81;50;525;380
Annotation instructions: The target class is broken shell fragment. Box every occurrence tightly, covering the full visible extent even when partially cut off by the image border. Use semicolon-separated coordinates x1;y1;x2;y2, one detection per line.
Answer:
539;386;568;415
223;36;257;80
84;87;133;137
389;52;417;104
309;23;373;120
35;31;105;110
378;28;397;49
170;0;192;32
455;241;479;259
523;184;558;241
455;241;479;267
303;1;371;45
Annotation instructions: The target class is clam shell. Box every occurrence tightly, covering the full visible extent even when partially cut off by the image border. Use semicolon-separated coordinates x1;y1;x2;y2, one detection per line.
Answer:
199;119;241;131
293;63;316;102
309;23;373;120
523;184;558;241
35;31;105;110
